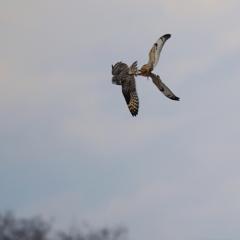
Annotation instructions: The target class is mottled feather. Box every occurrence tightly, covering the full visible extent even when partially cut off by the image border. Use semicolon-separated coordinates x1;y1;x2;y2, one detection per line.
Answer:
112;61;139;116
137;34;180;101
150;73;179;101
148;34;171;70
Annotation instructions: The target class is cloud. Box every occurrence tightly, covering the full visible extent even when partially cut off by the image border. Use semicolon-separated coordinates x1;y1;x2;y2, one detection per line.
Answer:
162;0;237;16
1;1;240;240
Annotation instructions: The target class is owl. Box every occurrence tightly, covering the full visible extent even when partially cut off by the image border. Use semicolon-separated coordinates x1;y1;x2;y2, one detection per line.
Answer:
138;34;180;101
112;61;139;116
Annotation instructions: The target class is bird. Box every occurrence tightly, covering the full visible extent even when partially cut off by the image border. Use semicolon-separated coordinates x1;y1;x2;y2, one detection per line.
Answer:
137;34;180;101
112;61;139;116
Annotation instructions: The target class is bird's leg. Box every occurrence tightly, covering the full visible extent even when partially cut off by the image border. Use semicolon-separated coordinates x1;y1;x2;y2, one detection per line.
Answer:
135;69;143;76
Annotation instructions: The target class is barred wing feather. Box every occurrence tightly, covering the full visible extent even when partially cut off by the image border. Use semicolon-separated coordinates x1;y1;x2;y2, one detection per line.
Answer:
150;73;179;101
112;61;139;116
121;75;139;116
148;34;171;70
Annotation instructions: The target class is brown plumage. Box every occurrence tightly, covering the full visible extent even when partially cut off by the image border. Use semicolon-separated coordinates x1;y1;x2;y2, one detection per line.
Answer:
111;34;180;117
138;34;171;77
137;34;180;101
149;73;179;101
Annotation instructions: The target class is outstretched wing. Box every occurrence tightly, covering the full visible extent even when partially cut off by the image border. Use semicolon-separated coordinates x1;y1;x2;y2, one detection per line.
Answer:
121;75;139;116
128;61;138;74
148;34;171;70
150;73;179;101
111;61;139;116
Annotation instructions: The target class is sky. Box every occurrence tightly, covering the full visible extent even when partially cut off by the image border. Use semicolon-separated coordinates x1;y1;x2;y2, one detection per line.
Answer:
1;0;240;240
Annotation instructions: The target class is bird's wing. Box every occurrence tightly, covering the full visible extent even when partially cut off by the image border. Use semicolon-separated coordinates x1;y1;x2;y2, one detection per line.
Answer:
121;75;139;116
150;73;179;101
128;61;138;75
148;34;171;70
112;62;128;75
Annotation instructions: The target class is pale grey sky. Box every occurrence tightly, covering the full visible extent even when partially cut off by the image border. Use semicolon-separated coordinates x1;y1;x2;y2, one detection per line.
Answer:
1;1;240;240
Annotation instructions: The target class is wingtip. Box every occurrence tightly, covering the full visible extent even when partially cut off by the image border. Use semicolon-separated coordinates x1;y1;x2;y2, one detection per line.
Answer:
130;109;138;117
163;33;171;39
172;96;180;101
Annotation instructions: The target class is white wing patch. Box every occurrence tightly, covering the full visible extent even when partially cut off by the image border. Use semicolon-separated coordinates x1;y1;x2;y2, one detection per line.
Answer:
150;34;171;70
150;73;179;101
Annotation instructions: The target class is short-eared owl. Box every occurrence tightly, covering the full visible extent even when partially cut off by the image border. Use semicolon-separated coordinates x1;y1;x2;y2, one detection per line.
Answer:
112;61;139;116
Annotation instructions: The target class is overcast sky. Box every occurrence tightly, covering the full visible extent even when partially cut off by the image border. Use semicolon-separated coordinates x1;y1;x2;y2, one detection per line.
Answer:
1;1;240;240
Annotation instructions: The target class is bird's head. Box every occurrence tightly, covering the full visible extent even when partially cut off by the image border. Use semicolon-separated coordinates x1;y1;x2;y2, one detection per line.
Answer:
112;76;121;85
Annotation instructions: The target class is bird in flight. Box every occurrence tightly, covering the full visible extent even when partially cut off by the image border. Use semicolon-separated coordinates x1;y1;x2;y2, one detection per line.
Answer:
137;34;180;101
111;34;179;116
112;61;139;116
